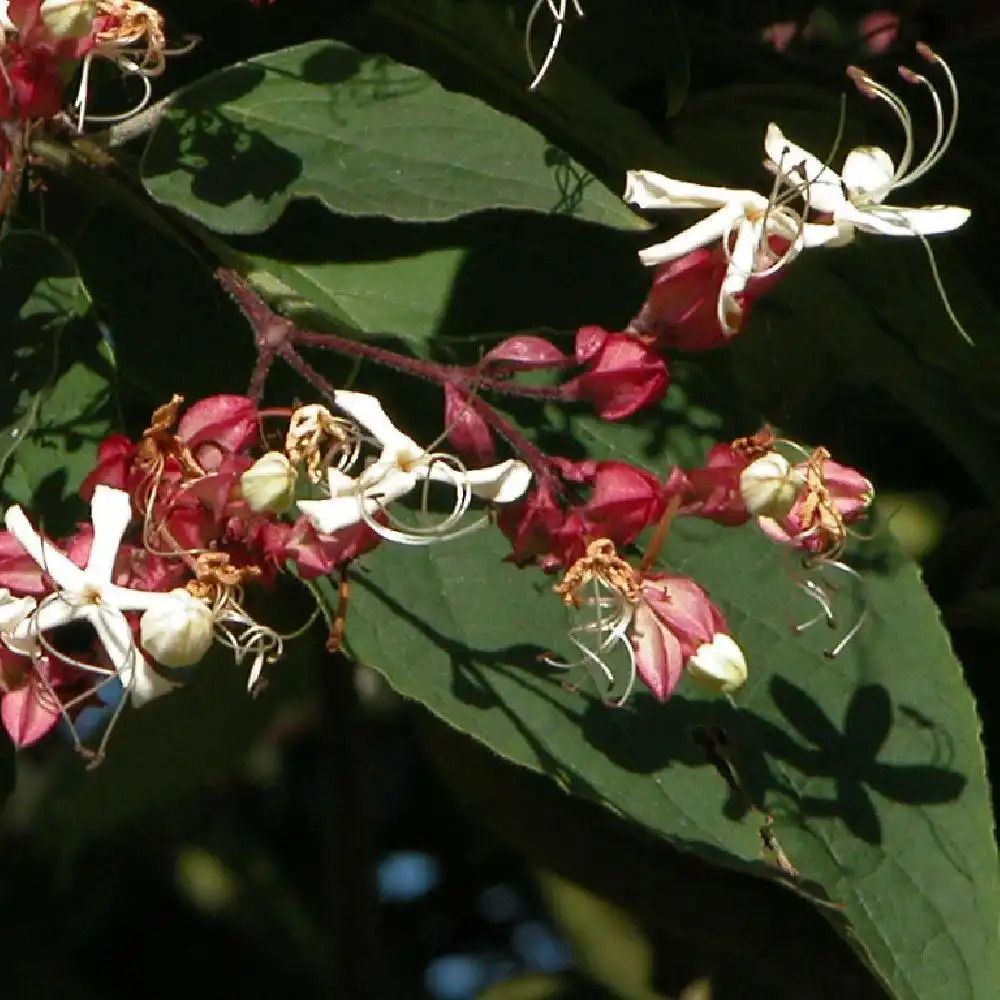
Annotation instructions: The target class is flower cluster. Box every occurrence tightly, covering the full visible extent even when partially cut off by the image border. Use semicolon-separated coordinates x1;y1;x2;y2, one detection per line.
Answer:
0;392;532;760
624;44;971;348
500;424;873;705
0;0;186;215
0;40;966;764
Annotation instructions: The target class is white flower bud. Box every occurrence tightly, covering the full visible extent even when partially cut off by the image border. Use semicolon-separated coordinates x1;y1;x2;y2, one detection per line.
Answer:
40;0;98;39
688;633;748;694
140;589;214;668
240;451;297;513
739;452;805;520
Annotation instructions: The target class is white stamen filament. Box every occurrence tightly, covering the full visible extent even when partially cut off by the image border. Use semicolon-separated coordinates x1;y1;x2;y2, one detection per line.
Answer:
544;577;638;707
848;44;959;201
525;0;584;91
360;453;483;547
792;560;869;658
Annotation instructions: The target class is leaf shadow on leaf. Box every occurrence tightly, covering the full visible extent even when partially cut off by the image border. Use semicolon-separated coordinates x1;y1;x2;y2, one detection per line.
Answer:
349;566;606;802
749;678;967;846
488;652;966;852
238;201;647;349
144;66;303;211
352;555;964;860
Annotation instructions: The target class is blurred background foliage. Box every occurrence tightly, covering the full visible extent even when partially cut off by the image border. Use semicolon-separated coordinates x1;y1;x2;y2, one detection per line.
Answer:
2;0;1000;997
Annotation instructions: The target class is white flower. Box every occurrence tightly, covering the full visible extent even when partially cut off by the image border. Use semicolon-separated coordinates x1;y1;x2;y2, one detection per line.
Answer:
625;46;970;338
687;633;748;693
623;171;836;333
139;588;214;668
297;390;533;545
3;485;184;706
763;47;968;245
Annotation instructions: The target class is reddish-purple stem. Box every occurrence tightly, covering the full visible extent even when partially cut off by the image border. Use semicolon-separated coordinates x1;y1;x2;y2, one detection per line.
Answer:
217;268;566;487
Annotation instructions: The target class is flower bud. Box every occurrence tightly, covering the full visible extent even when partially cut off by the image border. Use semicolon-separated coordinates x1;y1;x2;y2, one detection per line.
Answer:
140;590;214;668
739;452;804;519
687;633;748;693
40;0;98;39
241;451;296;513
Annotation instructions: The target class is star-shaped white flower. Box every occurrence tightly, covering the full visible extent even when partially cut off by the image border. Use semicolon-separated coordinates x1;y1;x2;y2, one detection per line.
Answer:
297;390;533;544
623;171;836;332
763;122;969;244
4;485;183;705
763;47;969;245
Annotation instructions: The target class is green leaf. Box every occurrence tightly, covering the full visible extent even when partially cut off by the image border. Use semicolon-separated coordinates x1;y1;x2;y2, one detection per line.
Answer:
336;406;998;1000
237;205;647;356
0;231;115;530
422;716;884;999
141;40;647;235
72;201;255;405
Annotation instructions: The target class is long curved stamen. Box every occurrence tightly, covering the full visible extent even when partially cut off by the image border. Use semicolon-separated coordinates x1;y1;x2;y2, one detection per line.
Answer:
793;559;869;657
79;68;153;125
913;229;974;345
73;52;97;130
894;44;959;190
847;44;959;202
820;560;869;658
361;454;486;546
525;0;584;91
544;580;637;706
26;595;138;762
213;604;284;693
793;576;836;633
847;66;916;190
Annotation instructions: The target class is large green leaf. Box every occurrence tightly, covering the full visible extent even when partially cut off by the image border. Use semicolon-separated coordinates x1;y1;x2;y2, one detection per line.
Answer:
335;404;998;1000
421;715;884;999
141;40;646;235
234;204;647;357
0;231;115;532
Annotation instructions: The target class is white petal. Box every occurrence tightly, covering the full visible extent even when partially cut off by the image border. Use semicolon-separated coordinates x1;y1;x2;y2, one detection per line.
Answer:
3;506;85;591
298;495;365;535
91;608;175;706
332;390;419;456
299;466;419;534
0;591;36;633
8;594;78;654
720;217;758;304
102;581;181;613
638;204;746;266
0;0;14;31
326;467;358;497
625;169;764;211
715;228;755;333
86;485;133;583
801;220;855;248
764;123;845;214
838;202;970;237
119;654;179;706
840;146;894;203
427;459;533;504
